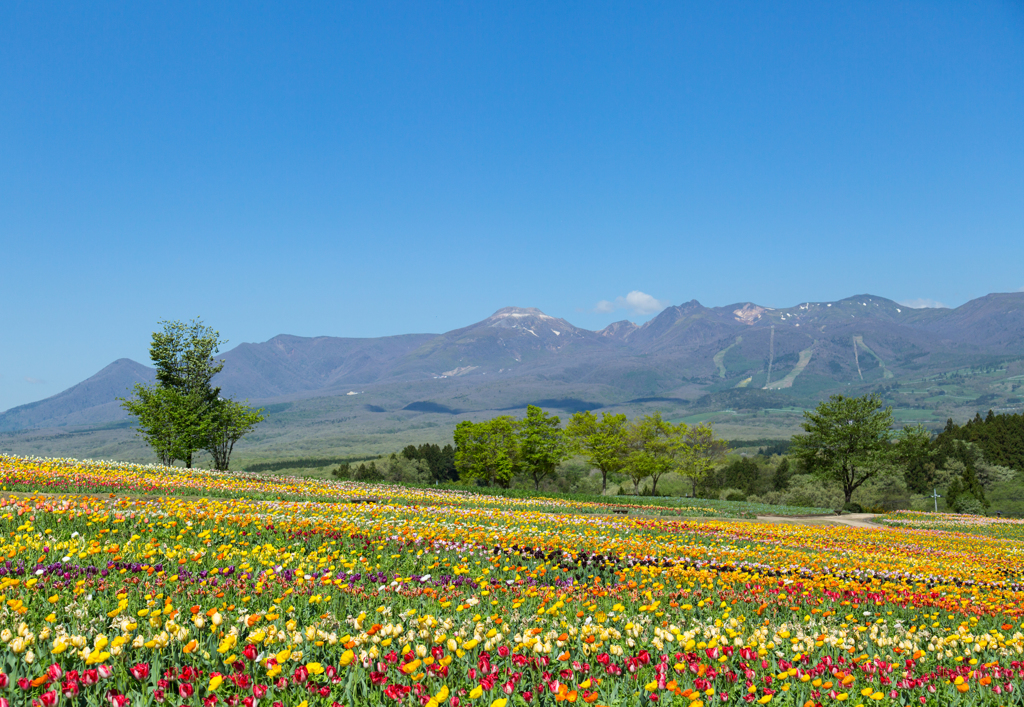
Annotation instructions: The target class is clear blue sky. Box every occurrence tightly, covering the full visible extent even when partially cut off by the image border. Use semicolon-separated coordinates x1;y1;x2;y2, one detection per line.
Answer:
2;2;1023;412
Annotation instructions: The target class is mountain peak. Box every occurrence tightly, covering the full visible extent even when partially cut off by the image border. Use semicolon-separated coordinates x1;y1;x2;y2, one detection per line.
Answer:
487;306;555;321
599;320;639;340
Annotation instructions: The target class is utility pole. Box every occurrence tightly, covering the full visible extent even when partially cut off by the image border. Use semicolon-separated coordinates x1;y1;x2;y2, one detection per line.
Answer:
930;488;941;513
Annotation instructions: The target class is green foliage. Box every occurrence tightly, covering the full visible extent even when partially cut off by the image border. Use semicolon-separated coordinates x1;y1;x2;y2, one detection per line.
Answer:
772;457;791;491
678;423;728;496
150;318;224;403
206;398;265;471
790;394;896;505
119;318;263;469
896;425;939;494
383;456;430;484
565;411;628;492
246;456;378;473
119;385;189;467
453;416;519;487
401;443;457;482
453;407;570;490
700;457;766;498
936;411;1024;472
754;440;792;456
518;406;571;491
352;461;384;482
622;411;684;496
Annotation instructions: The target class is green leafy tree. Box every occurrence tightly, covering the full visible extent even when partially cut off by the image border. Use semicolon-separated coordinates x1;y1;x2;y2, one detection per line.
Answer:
119;386;181;466
206;398;265;471
678;422;727;497
790;394;895;506
623;412;686;496
517;405;570;491
121;318;262;468
893;424;938;495
150;319;224;404
453;416;519;487
565;411;629;492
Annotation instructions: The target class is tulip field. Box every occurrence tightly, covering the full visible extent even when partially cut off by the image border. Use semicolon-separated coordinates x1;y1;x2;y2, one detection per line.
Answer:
1;455;1023;707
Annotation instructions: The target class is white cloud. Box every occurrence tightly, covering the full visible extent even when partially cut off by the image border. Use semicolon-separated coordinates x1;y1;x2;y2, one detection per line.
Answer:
24;376;46;384
594;290;670;316
1017;286;1024;293
897;298;949;309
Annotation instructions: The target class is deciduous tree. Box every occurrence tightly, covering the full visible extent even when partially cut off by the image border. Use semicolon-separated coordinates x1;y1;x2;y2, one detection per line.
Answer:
453;416;519;487
678;422;727;497
565;411;628;492
206;398;265;471
790;394;895;506
121;318;262;468
518;405;570;491
623;412;686;496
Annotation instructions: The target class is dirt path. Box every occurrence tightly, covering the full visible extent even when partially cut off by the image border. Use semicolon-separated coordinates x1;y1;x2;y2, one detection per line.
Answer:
756;513;882;529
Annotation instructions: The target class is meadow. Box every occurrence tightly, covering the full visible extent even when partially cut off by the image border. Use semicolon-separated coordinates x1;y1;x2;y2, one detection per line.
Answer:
0;455;1022;706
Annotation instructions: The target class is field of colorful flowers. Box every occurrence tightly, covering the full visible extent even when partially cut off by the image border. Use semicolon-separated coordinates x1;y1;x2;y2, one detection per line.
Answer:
1;454;1023;707
879;510;1024;542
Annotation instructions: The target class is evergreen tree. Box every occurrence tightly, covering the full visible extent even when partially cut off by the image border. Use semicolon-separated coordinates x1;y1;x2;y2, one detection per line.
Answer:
772;458;791;492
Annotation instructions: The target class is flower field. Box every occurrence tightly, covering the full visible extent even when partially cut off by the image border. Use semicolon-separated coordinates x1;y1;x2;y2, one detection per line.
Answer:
1;456;1023;706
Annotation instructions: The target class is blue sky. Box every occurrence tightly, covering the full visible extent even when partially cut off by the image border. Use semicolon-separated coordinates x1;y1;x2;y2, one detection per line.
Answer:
2;2;1023;412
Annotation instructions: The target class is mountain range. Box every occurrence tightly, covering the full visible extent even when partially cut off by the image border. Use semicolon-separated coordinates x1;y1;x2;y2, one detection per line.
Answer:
3;292;1024;460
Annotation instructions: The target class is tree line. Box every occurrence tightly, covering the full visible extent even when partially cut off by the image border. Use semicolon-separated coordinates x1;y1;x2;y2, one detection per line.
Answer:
453;406;727;494
439;395;1020;515
331;443;457;484
120;319;264;470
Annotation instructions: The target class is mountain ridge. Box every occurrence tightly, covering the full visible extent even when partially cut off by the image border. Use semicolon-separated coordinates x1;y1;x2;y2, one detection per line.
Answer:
3;293;1024;435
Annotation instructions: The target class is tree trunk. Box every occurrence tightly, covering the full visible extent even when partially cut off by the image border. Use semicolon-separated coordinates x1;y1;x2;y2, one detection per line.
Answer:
601;469;607;493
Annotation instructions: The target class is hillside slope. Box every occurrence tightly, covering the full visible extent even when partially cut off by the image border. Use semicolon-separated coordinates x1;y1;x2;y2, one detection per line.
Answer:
3;294;1024;442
